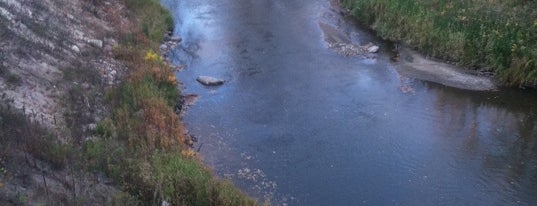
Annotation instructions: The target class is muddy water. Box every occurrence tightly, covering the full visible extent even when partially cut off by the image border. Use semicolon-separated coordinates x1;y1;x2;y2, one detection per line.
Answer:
160;0;537;205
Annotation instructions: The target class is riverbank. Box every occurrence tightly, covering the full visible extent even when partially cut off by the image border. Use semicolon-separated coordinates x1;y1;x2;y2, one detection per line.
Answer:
95;0;257;204
340;0;537;87
1;0;257;205
320;2;497;91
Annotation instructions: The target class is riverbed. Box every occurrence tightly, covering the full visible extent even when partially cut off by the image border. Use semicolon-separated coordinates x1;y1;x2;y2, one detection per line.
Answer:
161;0;537;205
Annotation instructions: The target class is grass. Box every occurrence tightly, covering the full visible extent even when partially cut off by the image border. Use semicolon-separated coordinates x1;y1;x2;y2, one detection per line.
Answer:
124;0;174;43
340;0;537;87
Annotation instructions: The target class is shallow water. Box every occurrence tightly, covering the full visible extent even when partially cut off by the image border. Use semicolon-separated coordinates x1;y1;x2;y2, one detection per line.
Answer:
161;0;537;205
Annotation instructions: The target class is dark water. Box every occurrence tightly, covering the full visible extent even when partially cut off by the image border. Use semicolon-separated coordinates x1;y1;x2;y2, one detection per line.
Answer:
160;0;537;205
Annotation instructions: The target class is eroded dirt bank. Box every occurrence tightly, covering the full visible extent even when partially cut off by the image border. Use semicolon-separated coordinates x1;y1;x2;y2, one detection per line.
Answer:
1;0;257;204
1;0;131;204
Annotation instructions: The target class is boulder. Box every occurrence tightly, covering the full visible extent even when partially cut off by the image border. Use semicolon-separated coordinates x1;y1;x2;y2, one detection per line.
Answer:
196;76;225;86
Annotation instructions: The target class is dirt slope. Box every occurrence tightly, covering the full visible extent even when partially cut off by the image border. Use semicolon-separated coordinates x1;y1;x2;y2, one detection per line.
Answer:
0;0;133;204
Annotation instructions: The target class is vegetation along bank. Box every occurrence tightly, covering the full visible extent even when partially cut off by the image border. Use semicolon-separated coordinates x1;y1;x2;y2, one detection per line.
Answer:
340;0;537;87
0;0;257;205
97;0;257;204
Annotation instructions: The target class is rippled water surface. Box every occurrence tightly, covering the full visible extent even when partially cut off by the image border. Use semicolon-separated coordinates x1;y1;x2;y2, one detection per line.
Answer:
161;0;537;205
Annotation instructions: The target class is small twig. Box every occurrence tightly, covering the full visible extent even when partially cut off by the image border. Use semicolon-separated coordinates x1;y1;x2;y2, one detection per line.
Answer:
196;143;203;152
42;172;49;197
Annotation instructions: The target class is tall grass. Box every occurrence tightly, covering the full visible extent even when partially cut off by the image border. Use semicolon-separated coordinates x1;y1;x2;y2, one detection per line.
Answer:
341;0;537;86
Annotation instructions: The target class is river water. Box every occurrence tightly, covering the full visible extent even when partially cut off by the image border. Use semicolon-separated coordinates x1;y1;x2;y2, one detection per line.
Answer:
160;0;537;205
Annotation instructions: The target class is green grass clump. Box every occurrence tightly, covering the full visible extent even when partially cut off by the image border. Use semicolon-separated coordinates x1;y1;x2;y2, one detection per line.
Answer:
341;0;537;86
124;0;174;42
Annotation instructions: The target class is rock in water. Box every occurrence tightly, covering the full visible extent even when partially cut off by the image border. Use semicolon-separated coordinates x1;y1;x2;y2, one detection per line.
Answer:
170;36;182;42
196;76;225;86
367;45;380;53
159;44;168;51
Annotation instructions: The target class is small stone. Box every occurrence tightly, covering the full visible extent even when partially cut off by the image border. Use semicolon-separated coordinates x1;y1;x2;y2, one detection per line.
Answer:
196;76;225;86
159;44;168;51
81;82;90;89
85;38;103;48
170;36;182;42
367;45;380;53
71;45;80;53
87;123;97;131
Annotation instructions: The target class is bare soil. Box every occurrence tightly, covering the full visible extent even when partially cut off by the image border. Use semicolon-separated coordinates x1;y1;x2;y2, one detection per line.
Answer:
0;0;135;204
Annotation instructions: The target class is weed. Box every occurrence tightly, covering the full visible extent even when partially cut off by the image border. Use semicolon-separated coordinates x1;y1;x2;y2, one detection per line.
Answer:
150;153;257;206
83;139;105;171
95;118;114;138
18;194;27;204
111;192;142;206
0;99;70;170
27;134;73;170
123;0;174;42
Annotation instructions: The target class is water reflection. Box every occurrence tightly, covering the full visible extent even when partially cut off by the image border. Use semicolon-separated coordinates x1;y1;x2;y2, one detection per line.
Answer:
428;83;537;204
161;0;537;204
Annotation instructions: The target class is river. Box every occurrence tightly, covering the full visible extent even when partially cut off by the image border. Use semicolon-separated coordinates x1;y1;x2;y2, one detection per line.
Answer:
160;0;537;205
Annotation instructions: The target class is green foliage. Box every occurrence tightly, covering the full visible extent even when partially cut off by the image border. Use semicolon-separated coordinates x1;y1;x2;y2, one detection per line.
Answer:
95;119;114;138
18;194;27;204
151;153;258;206
124;0;174;42
341;0;537;86
111;192;143;206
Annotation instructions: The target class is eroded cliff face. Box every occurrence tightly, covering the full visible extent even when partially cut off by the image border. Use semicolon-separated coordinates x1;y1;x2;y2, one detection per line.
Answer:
0;0;132;204
0;0;128;127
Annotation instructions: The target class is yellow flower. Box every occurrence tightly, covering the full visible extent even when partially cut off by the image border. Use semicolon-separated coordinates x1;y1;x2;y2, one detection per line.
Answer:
167;75;177;85
181;149;196;158
144;50;161;62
